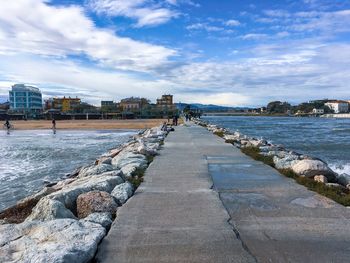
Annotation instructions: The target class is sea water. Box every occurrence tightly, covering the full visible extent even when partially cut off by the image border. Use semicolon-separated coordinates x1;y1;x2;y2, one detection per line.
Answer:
203;116;350;176
0;129;136;210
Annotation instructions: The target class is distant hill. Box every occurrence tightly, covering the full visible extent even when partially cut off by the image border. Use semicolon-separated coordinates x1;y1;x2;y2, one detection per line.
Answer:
176;103;248;112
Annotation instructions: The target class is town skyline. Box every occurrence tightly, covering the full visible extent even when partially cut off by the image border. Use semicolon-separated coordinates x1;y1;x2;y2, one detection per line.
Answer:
0;0;350;107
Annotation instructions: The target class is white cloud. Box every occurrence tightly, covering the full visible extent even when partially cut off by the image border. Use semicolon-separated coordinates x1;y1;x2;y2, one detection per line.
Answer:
0;0;176;72
86;0;179;27
0;54;175;104
240;33;268;40
186;23;224;32
225;19;241;26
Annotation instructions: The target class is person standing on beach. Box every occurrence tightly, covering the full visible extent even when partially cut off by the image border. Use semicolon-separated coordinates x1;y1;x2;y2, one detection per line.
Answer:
52;119;56;134
4;119;11;134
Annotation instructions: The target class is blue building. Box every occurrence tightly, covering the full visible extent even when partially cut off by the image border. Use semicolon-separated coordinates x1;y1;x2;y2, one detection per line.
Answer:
9;84;43;116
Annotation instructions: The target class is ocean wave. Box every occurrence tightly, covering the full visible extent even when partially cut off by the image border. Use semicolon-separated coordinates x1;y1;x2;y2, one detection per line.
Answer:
332;128;350;132
329;163;350;175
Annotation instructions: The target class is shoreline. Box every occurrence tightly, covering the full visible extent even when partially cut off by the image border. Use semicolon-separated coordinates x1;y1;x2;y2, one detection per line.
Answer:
0;123;171;262
4;119;166;130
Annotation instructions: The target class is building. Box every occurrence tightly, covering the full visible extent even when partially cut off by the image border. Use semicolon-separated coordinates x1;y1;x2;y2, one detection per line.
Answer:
325;100;349;114
101;101;115;107
119;97;148;111
0;101;10;111
156;94;174;109
9;84;42;115
312;108;325;114
51;97;81;112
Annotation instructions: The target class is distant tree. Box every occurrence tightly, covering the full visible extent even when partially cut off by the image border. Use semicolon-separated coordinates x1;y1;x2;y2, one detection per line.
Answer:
267;101;291;114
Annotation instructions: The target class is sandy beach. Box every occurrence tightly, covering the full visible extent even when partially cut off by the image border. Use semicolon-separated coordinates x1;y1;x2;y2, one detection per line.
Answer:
7;119;167;130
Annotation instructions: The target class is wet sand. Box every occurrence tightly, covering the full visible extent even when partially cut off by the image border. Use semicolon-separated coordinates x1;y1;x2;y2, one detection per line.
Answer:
9;119;167;130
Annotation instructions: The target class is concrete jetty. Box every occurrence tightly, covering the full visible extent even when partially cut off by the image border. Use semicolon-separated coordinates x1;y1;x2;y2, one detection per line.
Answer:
96;123;350;263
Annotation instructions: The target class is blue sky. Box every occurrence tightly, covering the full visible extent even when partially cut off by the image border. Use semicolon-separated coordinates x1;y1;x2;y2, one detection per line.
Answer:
0;0;349;106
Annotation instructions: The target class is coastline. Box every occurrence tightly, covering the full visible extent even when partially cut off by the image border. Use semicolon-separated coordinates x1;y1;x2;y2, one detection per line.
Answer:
0;123;170;262
194;118;350;206
5;119;166;130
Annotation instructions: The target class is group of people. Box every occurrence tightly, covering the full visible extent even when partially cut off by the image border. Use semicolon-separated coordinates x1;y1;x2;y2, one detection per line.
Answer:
3;119;57;134
185;114;193;122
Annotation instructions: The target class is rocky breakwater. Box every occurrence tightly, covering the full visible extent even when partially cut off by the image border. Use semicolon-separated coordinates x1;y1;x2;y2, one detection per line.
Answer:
0;126;168;263
194;119;350;205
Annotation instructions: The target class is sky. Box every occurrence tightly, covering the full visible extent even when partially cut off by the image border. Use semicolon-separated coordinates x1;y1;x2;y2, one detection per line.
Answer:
0;0;349;107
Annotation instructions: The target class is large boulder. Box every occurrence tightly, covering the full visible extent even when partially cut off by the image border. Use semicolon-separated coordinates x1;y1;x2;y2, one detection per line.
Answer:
337;173;350;187
111;151;147;168
111;182;134;204
0;219;105;263
26;198;76;221
78;164;115;178
76;191;118;218
291;159;336;180
43;174;123;213
137;143;158;156
81;212;113;229
273;154;300;170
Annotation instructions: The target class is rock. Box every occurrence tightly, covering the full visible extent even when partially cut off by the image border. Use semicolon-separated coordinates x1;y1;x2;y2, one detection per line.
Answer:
82;212;113;229
97;157;113;165
273;154;300;170
137;143;158;156
76;191;118;218
314;175;328;184
0;219;105;263
98;170;124;178
261;151;287;158
18;187;57;205
65;167;82;178
111;182;134;204
291;159;336;180
26;198;76;221
111;151;148;178
249;139;266;148
111;151;147;168
337;173;350;187
52;178;77;191
259;145;284;153
78;164;115;178
43;174;123;213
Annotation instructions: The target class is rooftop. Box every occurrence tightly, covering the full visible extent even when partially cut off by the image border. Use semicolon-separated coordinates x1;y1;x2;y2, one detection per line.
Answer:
12;84;41;93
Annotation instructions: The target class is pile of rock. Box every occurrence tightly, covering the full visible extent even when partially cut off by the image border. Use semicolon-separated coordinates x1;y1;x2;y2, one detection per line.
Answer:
0;125;167;263
194;119;349;190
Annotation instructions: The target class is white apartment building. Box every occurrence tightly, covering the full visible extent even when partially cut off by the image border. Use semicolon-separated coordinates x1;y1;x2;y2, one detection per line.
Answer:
325;101;349;114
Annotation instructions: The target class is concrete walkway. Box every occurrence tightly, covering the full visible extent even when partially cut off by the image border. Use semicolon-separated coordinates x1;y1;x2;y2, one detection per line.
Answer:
96;123;350;263
96;124;256;263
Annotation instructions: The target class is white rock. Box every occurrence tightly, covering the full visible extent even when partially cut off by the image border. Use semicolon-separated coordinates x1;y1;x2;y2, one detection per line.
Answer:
111;182;134;204
0;219;105;263
78;164;115;178
82;212;113;229
273;154;300;170
26;198;76;221
137;143;158;156
314;175;328;184
292;159;336;180
111;151;148;172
